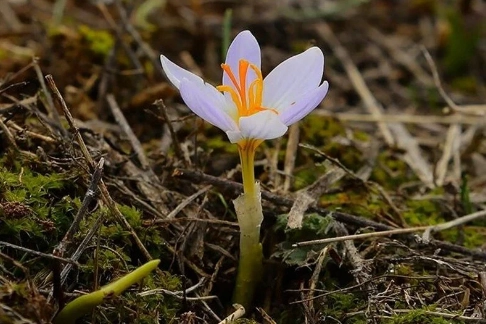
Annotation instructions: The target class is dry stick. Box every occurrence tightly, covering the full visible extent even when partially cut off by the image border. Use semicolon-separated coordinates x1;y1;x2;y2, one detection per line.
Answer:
0;60;36;88
287;164;346;229
421;47;472;115
45;75;153;262
304;246;329;318
315;111;485;125
435;124;461;186
0;96;37;112
0;0;23;31
154;99;185;163
368;27;434;86
218;304;245;324
166;185;212;219
0;115;19;150
283;124;300;192
7;120;57;143
269;137;283;188
293;226;430;247
48;157;104;306
423;209;486;241
96;3;144;75
314;23;394;146
45;75;92;165
106;94;150;169
173;168;486;259
112;0;164;78
53;158;104;258
59;216;104;286
105;95;172;216
315;23;436;187
332;222;371;285
139;277;206;297
389;122;434;187
0;241;79;265
0;82;28;96
422;48;466;187
33;58;65;136
143;217;238;227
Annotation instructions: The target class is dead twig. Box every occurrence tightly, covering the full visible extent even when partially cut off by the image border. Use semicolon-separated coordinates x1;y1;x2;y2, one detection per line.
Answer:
423;209;486;241
218;304;245;324
173;168;486;260
283;123;300;192
314;22;394;146
287;163;345;229
315;111;486;125
46;75;154;262
154;99;186;164
435;124;461;186
0;241;79;265
53;158;104;258
106;93;150;170
293;226;429;247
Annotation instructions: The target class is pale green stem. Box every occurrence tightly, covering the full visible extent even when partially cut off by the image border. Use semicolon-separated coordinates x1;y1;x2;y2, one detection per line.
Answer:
53;259;160;324
233;140;264;309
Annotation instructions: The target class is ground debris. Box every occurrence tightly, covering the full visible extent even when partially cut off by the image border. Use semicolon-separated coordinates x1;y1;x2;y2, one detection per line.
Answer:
0;0;485;323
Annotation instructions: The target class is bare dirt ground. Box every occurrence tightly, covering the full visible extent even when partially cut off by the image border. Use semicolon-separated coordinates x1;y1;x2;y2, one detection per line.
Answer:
1;0;486;323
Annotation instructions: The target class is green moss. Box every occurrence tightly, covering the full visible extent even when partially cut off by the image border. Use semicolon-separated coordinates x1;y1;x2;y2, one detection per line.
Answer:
300;115;346;147
78;25;114;57
0;162;76;250
353;130;370;142
205;136;238;154
403;199;441;226
232;320;259;324
385;309;464;324
319;292;366;323
371;152;413;189
450;76;479;94
293;163;327;190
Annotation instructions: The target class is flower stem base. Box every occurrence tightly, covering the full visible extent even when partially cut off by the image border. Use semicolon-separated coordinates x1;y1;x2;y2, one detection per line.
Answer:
232;182;264;310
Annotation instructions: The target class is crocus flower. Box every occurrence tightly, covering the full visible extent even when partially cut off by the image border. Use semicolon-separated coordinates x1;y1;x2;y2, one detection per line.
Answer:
161;31;328;309
160;30;329;147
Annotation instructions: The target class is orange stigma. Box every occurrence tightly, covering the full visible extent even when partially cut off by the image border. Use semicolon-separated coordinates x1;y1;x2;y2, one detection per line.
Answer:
217;60;277;119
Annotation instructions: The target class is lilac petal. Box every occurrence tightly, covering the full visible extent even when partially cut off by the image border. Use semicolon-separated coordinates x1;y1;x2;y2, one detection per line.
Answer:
279;81;329;126
238;110;288;141
263;47;324;111
160;55;202;89
179;79;238;132
223;30;261;89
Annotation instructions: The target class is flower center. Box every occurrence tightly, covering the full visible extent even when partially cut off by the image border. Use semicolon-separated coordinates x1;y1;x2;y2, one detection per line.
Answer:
217;59;277;119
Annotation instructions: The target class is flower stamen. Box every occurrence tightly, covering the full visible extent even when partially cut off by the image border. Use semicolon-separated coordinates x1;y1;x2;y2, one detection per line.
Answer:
217;60;277;119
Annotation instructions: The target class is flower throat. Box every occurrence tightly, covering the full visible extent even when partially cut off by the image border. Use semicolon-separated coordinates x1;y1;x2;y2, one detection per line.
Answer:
217;60;277;119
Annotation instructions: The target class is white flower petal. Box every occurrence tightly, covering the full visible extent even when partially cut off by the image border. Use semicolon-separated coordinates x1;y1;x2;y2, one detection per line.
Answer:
223;30;261;88
179;79;237;132
279;81;329;126
160;55;202;89
238;110;288;141
226;130;244;143
263;47;324;111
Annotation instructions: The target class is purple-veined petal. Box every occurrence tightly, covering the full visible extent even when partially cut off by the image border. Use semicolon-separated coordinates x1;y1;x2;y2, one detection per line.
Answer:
179;79;238;132
161;55;202;89
279;81;329;126
262;47;324;111
223;30;261;90
238;110;288;141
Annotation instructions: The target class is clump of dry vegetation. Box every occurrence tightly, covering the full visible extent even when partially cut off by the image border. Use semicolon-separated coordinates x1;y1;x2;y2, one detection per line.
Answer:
0;0;485;323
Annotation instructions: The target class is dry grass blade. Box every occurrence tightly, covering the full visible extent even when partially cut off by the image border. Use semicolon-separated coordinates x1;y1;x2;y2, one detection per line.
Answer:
315;22;395;146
